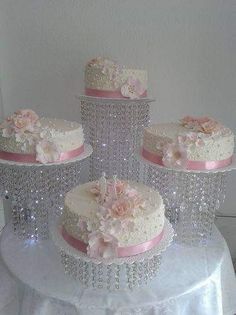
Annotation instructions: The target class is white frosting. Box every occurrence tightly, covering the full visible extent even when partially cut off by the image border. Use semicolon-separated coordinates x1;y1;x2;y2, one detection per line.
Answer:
63;181;165;247
0;117;84;154
85;57;147;92
143;122;234;161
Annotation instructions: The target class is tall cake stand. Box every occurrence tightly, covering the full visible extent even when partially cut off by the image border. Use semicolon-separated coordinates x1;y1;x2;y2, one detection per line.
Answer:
0;144;92;240
138;151;236;246
52;218;174;291
80;96;153;181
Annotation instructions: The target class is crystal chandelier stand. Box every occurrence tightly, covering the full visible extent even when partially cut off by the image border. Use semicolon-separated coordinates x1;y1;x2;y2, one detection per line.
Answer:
0;145;92;240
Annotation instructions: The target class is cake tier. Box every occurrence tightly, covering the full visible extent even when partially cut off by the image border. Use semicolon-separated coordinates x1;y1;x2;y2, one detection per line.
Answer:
63;181;165;248
143;122;234;163
0;109;84;163
85;57;147;98
0;117;84;154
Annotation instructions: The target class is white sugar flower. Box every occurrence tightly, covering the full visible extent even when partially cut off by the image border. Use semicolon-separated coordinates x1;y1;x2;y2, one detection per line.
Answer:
87;231;118;259
162;142;188;169
36;140;60;164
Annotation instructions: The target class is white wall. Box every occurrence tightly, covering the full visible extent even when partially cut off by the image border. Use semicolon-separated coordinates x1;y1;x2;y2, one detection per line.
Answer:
0;0;235;239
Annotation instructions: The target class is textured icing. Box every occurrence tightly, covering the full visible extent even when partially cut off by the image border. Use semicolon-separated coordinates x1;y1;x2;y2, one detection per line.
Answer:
85;58;147;92
0;117;84;154
143;122;234;161
63;181;165;247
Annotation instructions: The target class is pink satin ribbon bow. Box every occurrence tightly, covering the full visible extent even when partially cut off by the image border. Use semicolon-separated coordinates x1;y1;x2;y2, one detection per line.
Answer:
142;147;232;171
0;144;84;164
62;227;164;258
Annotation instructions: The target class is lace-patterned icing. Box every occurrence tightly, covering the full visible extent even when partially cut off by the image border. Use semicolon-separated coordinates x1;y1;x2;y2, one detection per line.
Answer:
85;57;147;98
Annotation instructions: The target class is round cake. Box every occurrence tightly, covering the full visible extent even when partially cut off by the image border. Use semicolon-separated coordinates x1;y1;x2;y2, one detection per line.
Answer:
62;176;165;259
0;109;84;163
142;116;234;170
85;57;147;99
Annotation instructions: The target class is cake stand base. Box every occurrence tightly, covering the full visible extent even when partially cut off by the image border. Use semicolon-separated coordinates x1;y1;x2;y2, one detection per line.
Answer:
1;222;235;315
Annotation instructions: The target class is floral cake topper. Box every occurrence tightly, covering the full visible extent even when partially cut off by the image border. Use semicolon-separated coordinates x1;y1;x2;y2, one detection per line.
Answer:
85;174;144;258
0;109;40;137
180;116;222;134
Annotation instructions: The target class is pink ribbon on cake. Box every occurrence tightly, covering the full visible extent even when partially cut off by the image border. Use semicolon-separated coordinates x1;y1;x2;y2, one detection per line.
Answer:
142;147;232;171
85;88;147;99
61;227;164;258
0;144;84;164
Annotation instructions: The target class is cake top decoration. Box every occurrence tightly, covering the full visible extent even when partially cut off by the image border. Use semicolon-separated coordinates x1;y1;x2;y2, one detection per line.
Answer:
83;175;146;258
0;109;40;137
180;116;223;134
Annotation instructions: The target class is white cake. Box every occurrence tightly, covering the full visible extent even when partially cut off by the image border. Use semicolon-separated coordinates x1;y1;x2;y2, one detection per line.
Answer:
142;116;234;170
0;109;84;163
62;177;165;259
85;57;147;99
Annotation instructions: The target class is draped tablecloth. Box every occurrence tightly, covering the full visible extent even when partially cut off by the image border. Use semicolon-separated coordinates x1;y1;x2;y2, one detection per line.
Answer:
0;224;236;315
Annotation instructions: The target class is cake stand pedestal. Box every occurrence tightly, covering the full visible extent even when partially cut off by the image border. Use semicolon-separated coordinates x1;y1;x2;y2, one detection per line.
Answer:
80;96;152;181
0;144;92;240
1;222;236;315
138;151;236;246
52;219;173;290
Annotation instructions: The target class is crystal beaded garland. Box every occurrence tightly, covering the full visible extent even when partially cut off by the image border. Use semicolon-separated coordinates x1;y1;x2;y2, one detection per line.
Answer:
144;164;228;246
60;252;162;290
52;219;173;290
0;146;92;240
80;96;151;181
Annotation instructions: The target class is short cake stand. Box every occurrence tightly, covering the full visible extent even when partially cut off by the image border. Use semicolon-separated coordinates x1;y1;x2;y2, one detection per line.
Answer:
51;218;174;290
0;144;92;240
138;150;236;246
80;96;153;181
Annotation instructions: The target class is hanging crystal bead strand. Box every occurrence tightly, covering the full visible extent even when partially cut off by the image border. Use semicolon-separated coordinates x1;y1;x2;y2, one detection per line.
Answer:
80;96;152;181
144;163;229;245
0;153;90;240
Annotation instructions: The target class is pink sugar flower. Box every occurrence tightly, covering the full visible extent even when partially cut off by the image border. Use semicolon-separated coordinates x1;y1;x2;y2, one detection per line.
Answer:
180;116;222;134
0;109;40;136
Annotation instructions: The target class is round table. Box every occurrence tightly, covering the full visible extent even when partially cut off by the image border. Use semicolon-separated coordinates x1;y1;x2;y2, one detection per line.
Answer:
0;223;236;315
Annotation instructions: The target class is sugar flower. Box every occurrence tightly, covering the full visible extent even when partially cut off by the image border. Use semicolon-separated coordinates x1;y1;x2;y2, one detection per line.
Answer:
109;195;139;219
87;231;118;259
0;109;40;138
180;116;222;134
120;77;145;99
162;142;188;169
100;218;122;236
90;179;127;202
36;139;60;164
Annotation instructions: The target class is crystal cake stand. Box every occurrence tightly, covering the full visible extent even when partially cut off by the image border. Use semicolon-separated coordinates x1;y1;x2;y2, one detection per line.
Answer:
0;144;92;240
52;218;174;290
80;96;152;181
0;222;232;314
138;151;236;246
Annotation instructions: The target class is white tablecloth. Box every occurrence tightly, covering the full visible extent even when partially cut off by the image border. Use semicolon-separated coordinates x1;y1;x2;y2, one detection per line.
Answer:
0;225;236;315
